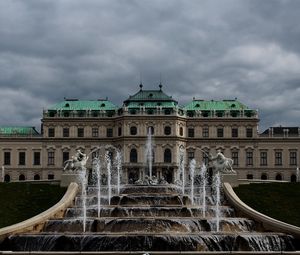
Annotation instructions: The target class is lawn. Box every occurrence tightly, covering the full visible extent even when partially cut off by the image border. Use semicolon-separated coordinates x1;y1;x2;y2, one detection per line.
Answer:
234;182;300;227
0;182;67;228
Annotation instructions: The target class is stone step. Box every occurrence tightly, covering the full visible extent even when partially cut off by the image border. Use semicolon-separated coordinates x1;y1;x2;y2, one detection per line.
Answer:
1;232;296;251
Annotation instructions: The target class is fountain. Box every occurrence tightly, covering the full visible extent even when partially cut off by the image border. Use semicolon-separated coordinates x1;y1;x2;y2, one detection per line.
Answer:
115;150;122;194
94;157;101;218
0;148;298;252
189;159;196;205
179;147;185;194
200;163;207;217
213;171;221;232
145;127;153;179
105;151;112;206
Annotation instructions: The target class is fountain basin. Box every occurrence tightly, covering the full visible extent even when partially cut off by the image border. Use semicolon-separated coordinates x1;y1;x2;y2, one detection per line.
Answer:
0;232;295;251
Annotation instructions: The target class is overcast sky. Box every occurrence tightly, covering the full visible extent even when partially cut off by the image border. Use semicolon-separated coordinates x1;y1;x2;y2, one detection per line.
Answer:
0;0;299;132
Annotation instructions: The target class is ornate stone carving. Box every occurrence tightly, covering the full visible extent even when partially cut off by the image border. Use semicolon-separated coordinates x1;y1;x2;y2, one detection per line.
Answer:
209;150;236;174
63;149;88;172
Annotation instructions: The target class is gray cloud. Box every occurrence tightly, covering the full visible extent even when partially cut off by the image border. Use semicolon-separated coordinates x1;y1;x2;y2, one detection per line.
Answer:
0;0;300;131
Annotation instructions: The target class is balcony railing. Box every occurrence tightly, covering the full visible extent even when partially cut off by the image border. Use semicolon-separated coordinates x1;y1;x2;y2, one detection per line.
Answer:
43;108;259;119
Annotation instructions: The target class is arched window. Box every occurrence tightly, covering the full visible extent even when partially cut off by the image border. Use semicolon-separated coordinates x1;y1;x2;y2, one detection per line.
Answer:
148;126;154;135
130;149;138;163
19;174;25;181
164;126;171;135
48;174;54;180
275;173;282;181
4;174;10;182
179;127;183;136
34;174;41;180
246;174;253;179
261;173;267;180
130;126;137;135
164;149;172;163
291;174;297;182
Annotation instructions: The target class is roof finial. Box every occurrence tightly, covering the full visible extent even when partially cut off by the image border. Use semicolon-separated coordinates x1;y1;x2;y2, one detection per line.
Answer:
159;73;163;91
139;72;143;91
159;72;162;91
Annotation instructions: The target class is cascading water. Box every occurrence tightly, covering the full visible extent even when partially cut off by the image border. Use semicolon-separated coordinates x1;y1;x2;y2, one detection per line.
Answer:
213;172;221;232
189;159;196;205
105;151;112;205
200;163;207;217
1;147;298;252
145;127;153;178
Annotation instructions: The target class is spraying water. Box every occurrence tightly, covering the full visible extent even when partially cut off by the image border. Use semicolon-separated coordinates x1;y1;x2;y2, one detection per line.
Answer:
95;158;101;218
145;127;153;178
213;172;221;232
105;151;112;205
189;159;196;205
79;169;87;232
116;150;122;194
200;163;207;217
179;148;185;195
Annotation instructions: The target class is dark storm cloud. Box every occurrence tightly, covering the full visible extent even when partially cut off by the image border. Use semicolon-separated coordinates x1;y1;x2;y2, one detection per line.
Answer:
0;0;299;131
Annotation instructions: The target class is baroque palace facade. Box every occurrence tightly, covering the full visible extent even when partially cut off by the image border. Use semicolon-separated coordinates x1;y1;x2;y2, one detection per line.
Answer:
0;85;299;183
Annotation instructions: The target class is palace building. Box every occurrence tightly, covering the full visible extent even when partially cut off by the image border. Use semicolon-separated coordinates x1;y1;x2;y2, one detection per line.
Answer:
0;84;299;183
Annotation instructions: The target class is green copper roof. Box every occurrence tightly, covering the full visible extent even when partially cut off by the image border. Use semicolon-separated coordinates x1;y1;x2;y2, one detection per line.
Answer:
0;127;39;135
48;100;117;111
124;87;177;103
184;99;251;111
124;86;178;109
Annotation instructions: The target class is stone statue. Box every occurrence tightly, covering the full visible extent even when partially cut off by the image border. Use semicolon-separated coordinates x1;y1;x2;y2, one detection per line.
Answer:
209;150;236;174
64;149;89;172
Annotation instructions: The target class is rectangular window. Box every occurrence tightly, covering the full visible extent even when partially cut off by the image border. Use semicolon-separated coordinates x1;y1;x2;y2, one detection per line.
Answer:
275;151;282;166
48;128;55;137
92;151;99;159
246;151;253;166
246;128;253;138
63;151;69;166
217;128;224;138
232;151;239;166
290;151;297;166
260;151;267;166
48;151;55;165
63;128;69;137
92;128;99;137
202;127;209;138
118;127;122;136
77;128;84;137
188;151;194;162
33;152;41;165
19;152;26;165
188;128;194;138
203;152;209;165
4;151;11;165
107;128;113;137
232;128;238;138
